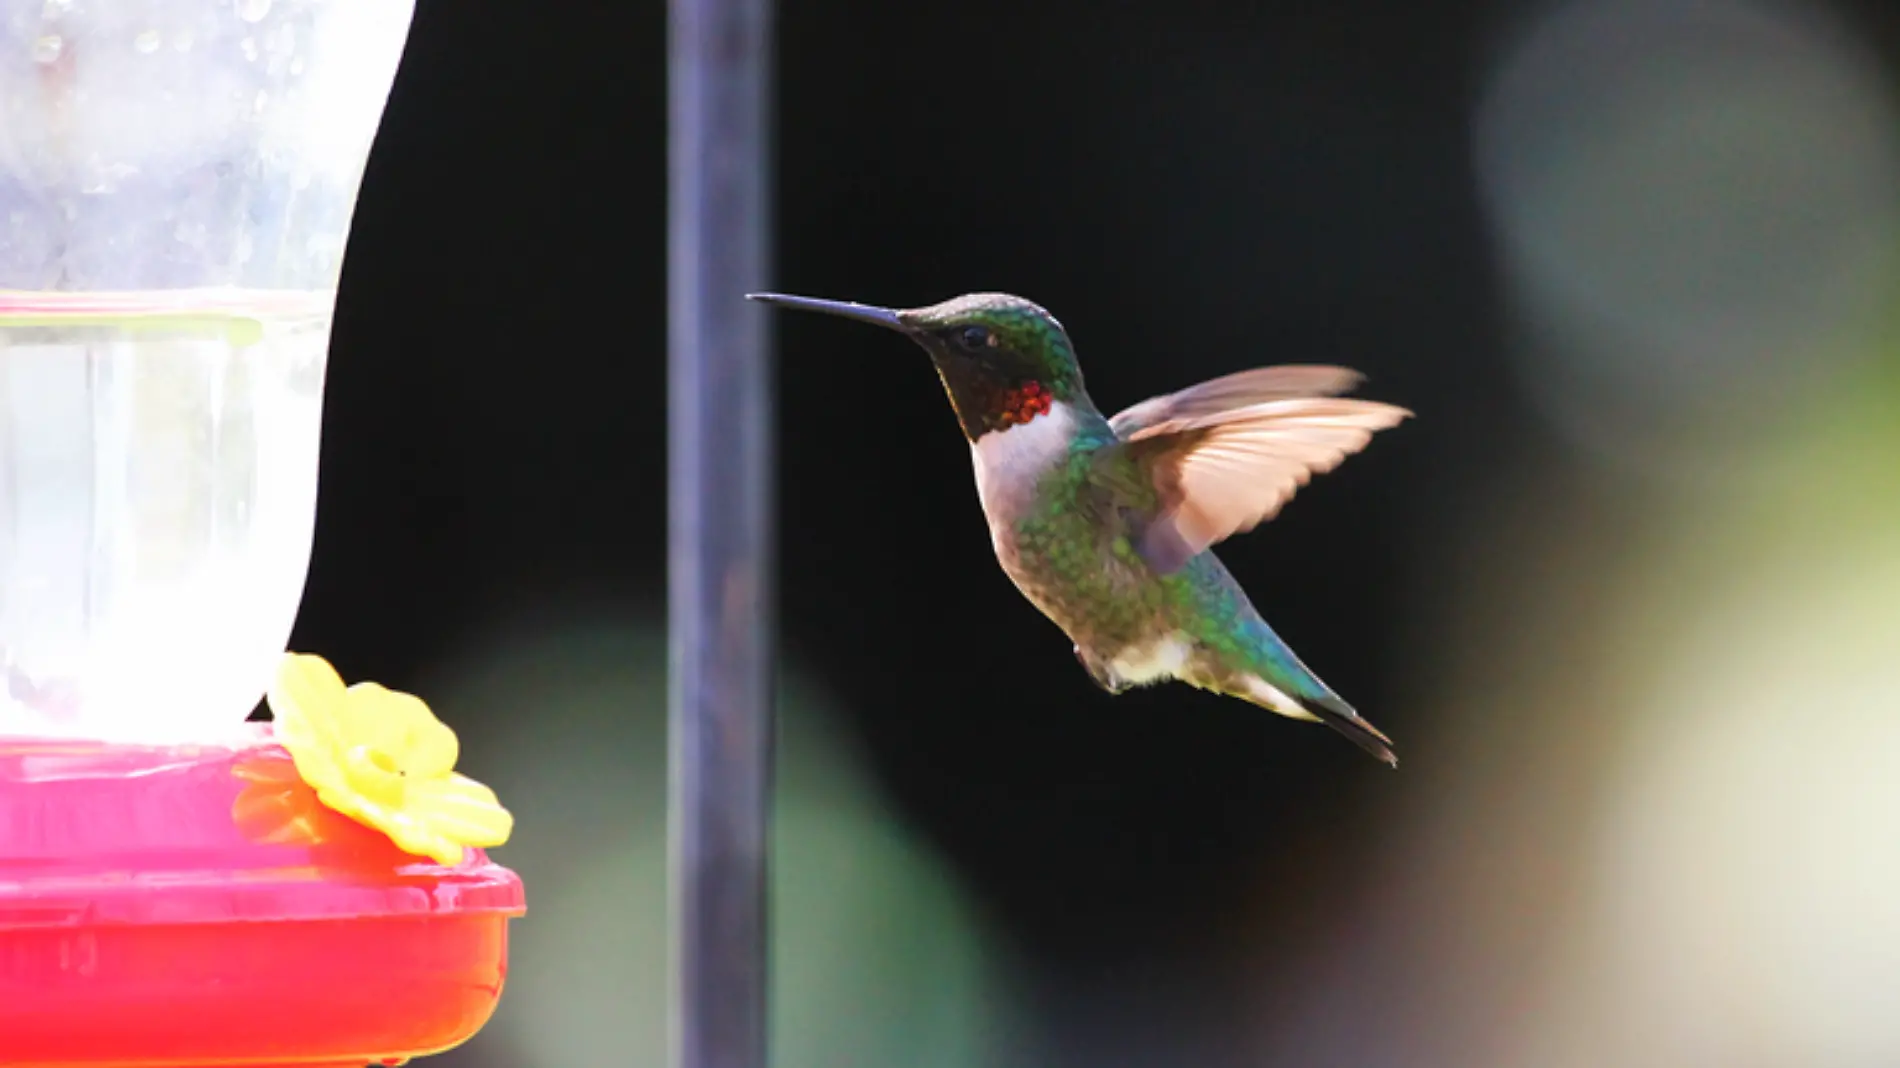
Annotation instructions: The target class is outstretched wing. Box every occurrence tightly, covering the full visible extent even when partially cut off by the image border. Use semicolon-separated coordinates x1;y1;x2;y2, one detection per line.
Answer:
1106;380;1410;573
1106;365;1366;440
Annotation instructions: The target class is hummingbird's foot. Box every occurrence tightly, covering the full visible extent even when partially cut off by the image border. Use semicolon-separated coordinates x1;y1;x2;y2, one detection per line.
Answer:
1074;644;1131;695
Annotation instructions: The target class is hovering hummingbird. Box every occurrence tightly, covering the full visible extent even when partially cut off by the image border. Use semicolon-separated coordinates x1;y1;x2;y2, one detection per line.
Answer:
749;291;1411;766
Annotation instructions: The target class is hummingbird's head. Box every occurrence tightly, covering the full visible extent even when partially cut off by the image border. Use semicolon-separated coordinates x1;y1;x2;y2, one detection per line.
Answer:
748;290;1086;441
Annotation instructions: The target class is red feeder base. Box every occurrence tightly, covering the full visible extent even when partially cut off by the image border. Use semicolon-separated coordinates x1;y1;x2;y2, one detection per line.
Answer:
0;728;526;1066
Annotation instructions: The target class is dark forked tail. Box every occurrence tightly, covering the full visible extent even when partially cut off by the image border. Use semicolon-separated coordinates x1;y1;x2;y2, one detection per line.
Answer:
1188;557;1399;766
1226;665;1397;767
1299;689;1398;768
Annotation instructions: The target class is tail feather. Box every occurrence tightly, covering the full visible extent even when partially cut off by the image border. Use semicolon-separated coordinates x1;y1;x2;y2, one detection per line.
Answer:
1301;690;1398;768
1239;673;1397;767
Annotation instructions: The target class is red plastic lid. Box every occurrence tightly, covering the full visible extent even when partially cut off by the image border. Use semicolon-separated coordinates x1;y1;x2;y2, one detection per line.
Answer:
0;724;525;928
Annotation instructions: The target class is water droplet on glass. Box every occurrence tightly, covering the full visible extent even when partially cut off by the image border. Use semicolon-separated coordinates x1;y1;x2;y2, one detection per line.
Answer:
253;90;268;115
237;0;271;23
240;36;257;62
80;159;140;195
32;35;62;64
134;30;161;54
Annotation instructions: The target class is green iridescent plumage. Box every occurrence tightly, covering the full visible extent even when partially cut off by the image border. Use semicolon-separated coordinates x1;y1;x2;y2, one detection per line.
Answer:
1003;413;1353;712
749;290;1412;765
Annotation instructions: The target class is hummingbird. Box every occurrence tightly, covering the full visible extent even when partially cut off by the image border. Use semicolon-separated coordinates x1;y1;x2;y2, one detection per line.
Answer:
749;291;1411;766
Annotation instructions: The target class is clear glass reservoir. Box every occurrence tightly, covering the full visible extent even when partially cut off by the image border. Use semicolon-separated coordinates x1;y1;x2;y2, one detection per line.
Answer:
0;0;416;741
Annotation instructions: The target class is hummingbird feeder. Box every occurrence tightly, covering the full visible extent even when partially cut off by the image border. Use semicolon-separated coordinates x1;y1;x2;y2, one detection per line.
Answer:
0;2;524;1065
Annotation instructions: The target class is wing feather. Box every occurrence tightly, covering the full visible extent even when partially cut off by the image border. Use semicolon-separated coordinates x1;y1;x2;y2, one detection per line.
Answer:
1106;365;1365;439
1125;395;1411;572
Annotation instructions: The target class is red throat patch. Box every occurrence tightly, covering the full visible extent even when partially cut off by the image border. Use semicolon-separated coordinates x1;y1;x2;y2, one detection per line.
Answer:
997;381;1054;428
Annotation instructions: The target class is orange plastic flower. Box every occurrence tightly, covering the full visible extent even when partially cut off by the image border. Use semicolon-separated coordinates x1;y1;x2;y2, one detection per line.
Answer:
266;653;513;866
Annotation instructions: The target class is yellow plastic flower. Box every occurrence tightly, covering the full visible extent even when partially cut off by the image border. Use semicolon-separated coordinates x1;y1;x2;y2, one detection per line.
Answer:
266;652;513;866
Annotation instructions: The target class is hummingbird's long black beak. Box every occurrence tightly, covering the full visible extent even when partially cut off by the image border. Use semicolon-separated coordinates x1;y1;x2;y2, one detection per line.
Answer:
745;292;907;332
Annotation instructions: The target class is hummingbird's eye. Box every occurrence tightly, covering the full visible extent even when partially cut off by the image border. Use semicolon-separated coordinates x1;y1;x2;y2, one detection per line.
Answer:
956;325;993;351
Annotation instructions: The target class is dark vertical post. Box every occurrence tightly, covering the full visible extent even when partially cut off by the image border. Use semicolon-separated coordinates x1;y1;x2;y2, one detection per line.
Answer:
667;0;773;1062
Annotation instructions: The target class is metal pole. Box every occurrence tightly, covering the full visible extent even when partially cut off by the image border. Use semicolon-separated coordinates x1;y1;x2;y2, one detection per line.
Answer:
667;0;773;1061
